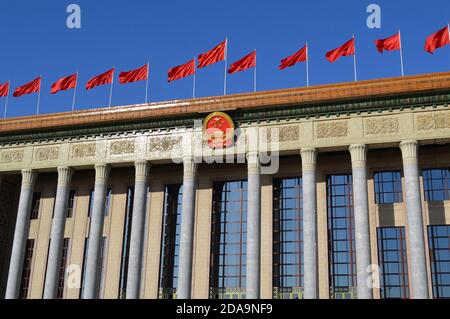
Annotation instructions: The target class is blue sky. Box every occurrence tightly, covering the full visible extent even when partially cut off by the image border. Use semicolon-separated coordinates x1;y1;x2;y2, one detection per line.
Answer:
0;0;449;117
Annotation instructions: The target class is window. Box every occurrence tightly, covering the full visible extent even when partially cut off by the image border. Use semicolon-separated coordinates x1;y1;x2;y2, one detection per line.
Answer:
67;190;76;218
87;189;94;218
377;227;409;299
210;181;247;299
327;174;357;299
57;238;70;299
423;169;450;202
30;192;41;220
158;184;183;299
119;186;134;299
19;239;35;299
104;188;112;216
428;225;450;299
273;177;303;299
374;171;403;204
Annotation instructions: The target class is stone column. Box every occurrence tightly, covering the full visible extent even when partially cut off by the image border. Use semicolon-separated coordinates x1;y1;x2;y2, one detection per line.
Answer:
246;151;261;299
400;141;429;299
43;167;74;299
82;163;110;299
5;169;38;299
301;148;318;299
349;144;373;299
126;160;150;299
177;157;198;299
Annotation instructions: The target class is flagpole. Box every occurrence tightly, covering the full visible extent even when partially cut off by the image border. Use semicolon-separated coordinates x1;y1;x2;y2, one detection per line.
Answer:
72;72;78;112
352;36;358;82
36;76;41;115
109;67;114;108
306;43;310;87
3;81;9;118
399;30;405;77
193;57;196;99
254;49;257;93
448;23;450;43
224;37;228;95
145;62;150;103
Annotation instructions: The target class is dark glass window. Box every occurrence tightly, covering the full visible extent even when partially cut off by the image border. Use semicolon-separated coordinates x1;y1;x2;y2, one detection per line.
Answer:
423;169;450;202
57;238;70;299
327;174;357;299
87;189;94;218
19;239;35;299
210;180;247;299
119;186;134;299
377;227;409;299
158;184;183;299
30;192;41;220
374;171;403;204
104;188;112;216
67;190;76;218
273;177;303;299
428;225;450;299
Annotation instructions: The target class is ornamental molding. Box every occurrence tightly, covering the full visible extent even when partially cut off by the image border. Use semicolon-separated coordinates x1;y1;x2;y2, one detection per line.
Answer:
70;143;96;159
34;146;59;162
148;136;182;153
0;149;24;164
365;117;399;136
279;125;300;142
110;140;136;155
416;112;450;131
316;121;348;139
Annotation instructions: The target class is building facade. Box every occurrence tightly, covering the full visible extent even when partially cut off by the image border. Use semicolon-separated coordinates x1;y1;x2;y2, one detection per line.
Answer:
0;72;450;299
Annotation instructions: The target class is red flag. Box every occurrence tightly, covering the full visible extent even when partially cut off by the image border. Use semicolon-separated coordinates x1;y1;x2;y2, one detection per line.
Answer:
326;38;355;63
198;40;226;69
168;59;195;82
50;74;77;94
425;26;450;54
119;64;149;84
86;69;114;90
13;77;41;97
0;82;9;97
279;45;308;70
228;51;256;74
375;33;401;53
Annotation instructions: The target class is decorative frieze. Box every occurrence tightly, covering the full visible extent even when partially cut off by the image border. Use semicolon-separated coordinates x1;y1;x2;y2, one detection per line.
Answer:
110;140;135;155
148;136;182;153
0;149;24;164
365;117;399;136
34;146;59;162
71;143;96;159
279;126;300;142
417;113;450;131
316;121;348;139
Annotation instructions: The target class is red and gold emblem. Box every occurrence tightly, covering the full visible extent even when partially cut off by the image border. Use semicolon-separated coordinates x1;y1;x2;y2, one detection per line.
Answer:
203;112;235;149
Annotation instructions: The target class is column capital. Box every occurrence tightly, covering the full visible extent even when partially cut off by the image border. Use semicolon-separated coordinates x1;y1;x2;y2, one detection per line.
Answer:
400;140;419;165
246;151;260;173
300;148;317;171
57;167;74;187
94;163;110;184
349;144;368;169
134;160;150;182
183;157;198;179
21;169;37;188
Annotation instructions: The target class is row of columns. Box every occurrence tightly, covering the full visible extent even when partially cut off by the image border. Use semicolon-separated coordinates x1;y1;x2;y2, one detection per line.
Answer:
4;140;430;299
5;161;151;299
